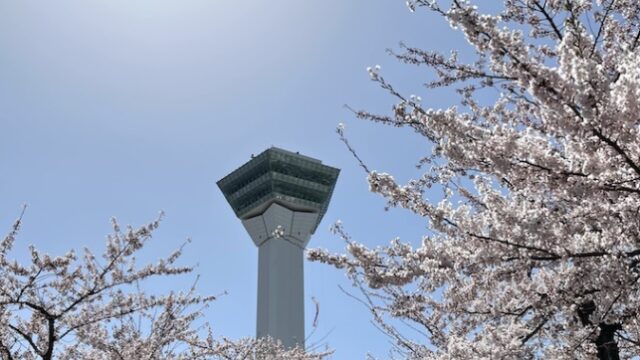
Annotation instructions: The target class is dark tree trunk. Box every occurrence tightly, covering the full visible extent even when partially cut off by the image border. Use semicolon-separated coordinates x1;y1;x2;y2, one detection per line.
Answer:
577;300;621;360
595;323;622;360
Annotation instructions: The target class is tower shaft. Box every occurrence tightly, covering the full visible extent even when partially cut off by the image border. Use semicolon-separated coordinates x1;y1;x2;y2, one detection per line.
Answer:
241;203;318;349
257;237;305;348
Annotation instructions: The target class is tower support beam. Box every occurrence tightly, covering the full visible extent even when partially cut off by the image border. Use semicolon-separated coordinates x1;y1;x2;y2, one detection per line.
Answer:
257;235;305;348
242;203;318;349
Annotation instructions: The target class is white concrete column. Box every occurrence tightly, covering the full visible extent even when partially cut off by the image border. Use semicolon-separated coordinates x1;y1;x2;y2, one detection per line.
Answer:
256;236;305;348
241;203;319;349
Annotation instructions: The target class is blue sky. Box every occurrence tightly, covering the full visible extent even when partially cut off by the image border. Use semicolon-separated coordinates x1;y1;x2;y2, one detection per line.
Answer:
0;1;471;358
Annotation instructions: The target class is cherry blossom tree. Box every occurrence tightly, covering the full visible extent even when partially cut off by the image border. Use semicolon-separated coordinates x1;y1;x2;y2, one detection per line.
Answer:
310;1;640;359
0;208;327;360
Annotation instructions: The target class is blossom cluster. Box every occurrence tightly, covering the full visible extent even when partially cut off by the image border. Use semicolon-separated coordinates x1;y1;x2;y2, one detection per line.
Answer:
311;1;640;359
0;211;329;360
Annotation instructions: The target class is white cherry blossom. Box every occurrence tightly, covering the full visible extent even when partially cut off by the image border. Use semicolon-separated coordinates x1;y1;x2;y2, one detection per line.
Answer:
311;1;640;359
0;209;328;360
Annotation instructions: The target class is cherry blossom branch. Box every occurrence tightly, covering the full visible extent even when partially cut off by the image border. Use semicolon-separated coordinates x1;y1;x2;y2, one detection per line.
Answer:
590;0;615;56
532;0;564;40
592;129;640;177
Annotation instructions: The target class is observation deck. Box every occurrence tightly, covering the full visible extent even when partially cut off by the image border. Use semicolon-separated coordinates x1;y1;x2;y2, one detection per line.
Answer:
217;147;340;234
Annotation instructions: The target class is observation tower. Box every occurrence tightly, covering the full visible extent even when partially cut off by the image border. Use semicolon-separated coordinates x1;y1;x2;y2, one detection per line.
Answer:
217;147;339;349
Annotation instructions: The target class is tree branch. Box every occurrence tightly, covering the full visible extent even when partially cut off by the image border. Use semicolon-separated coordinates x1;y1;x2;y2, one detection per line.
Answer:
593;129;640;177
7;324;42;357
532;0;564;40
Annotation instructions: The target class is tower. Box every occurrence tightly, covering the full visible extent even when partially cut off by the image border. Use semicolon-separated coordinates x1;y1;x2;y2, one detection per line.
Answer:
217;147;339;349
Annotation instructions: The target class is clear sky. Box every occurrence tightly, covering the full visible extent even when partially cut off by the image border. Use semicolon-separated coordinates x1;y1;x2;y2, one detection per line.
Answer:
0;1;471;358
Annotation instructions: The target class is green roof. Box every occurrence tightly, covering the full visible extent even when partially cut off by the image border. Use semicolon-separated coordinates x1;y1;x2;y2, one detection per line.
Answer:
217;147;340;232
